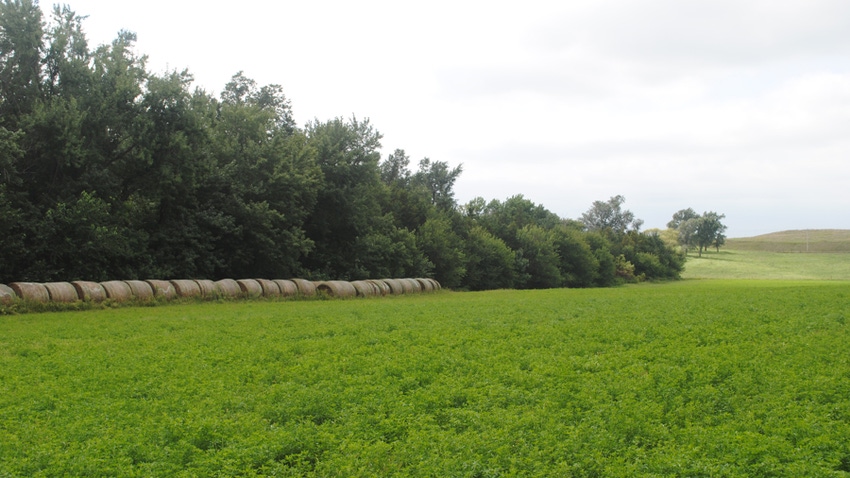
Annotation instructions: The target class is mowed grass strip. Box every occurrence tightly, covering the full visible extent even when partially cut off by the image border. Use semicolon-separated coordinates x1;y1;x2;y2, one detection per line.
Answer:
682;249;850;280
1;282;850;476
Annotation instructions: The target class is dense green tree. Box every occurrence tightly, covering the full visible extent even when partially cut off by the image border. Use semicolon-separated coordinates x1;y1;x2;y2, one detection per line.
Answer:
514;224;562;289
416;210;466;289
412;158;462;211
551;225;599;287
476;195;560;250
0;3;688;290
462;226;516;291
694;212;727;257
0;0;43;120
379;148;431;231
581;195;643;236
667;207;699;230
302;116;384;279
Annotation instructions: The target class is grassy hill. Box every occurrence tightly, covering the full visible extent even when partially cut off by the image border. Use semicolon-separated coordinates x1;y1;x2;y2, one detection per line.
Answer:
725;229;850;253
683;229;850;280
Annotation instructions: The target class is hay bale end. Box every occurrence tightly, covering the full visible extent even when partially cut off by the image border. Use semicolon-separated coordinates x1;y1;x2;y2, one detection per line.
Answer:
194;279;217;298
236;279;263;298
100;281;133;301
125;280;154;300
214;279;242;298
44;282;79;302
10;282;50;302
146;280;177;300
315;280;357;298
72;281;107;302
1;284;17;304
273;280;298;297
290;278;317;297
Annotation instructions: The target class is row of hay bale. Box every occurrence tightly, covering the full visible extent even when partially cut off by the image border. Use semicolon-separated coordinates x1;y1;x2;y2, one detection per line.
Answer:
0;278;440;304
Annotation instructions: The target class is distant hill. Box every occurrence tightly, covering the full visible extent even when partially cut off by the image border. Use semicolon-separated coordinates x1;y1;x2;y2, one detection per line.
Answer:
726;229;850;253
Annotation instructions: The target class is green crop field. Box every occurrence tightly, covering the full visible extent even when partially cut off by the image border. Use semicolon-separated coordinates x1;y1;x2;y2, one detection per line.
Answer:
2;281;850;476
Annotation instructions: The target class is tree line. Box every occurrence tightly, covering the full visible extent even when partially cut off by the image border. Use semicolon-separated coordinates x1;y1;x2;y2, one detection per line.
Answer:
0;1;687;288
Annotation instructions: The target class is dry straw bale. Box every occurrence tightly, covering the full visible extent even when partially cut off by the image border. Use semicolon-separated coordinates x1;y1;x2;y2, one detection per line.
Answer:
214;279;242;298
194;279;217;298
316;280;358;298
350;280;379;297
429;278;442;290
402;278;422;293
290;278;317;297
381;278;405;295
256;279;281;297
273;280;298;297
171;280;201;298
366;280;390;296
10;282;50;302
236;279;263;298
100;281;133;301
43;282;79;303
145;280;177;300
72;281;107;302
398;279;419;294
1;284;17;304
415;278;434;292
125;280;154;300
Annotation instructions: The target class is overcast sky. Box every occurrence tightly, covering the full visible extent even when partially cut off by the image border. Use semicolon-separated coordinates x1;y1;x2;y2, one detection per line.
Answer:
44;0;850;237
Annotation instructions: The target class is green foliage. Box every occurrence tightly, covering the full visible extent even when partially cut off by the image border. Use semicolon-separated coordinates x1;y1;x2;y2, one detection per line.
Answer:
581;194;643;236
670;209;728;257
551;225;599;288
416;211;466;289
514;224;562;289
462;226;516;291
0;3;685;289
2;282;849;475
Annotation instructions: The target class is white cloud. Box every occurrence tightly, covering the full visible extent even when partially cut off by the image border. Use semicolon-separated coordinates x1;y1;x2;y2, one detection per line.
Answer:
41;0;850;236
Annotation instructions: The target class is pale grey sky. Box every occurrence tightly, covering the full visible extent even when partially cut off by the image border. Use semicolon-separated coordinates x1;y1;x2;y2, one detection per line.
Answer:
44;0;850;237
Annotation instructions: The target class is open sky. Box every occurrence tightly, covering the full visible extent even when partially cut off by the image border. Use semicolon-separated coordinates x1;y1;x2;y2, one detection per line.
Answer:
43;0;850;237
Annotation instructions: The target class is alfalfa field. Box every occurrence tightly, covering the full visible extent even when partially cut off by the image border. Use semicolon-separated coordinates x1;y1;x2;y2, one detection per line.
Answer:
2;259;850;475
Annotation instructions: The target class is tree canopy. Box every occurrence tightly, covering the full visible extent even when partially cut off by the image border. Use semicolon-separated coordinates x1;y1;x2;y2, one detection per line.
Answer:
0;2;687;288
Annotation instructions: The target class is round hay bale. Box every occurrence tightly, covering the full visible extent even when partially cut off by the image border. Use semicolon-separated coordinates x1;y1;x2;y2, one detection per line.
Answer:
316;280;357;298
43;282;79;303
350;280;379;297
72;281;107;302
366;279;390;296
381;278;405;295
214;279;242;298
1;284;17;304
10;282;50;302
194;279;217;298
146;280;177;300
397;278;415;294
171;279;201;298
125;280;154;300
403;278;423;293
290;278;317;297
415;278;434;292
236;279;263;298
100;281;133;301
273;280;298;297
429;278;442;291
256;279;281;297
